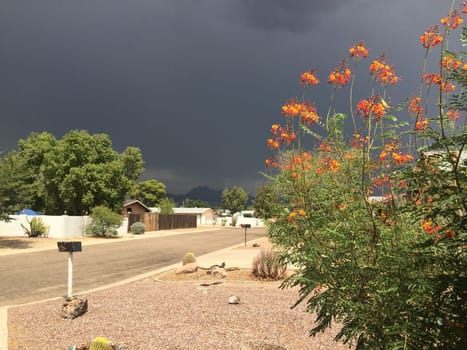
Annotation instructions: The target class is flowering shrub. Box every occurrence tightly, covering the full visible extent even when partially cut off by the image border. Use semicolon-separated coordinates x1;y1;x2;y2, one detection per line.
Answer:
264;2;466;349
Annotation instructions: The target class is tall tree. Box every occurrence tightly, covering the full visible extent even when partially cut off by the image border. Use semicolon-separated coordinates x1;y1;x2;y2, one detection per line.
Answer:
221;186;248;214
0;130;145;215
253;184;279;219
130;179;166;207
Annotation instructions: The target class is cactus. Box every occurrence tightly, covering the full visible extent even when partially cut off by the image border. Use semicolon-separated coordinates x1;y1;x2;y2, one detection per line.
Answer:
251;248;287;280
88;337;112;350
182;252;197;265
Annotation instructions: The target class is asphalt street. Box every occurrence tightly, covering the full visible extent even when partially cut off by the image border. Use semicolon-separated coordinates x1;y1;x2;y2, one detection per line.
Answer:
0;227;266;306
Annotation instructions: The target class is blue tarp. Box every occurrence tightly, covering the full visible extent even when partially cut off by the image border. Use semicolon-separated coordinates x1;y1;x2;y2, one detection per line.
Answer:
16;208;40;215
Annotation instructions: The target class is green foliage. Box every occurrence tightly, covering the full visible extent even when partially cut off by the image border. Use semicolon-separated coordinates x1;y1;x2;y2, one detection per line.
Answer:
88;337;111;350
0;130;145;215
182;252;196;265
253;184;279;219
86;206;122;237
130;221;145;234
221;186;248;215
251;247;287;280
20;217;49;237
159;197;175;214
129;179;166;207
264;11;466;349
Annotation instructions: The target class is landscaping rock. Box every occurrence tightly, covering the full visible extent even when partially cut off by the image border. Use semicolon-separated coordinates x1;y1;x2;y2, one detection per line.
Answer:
228;295;240;304
61;297;88;319
239;342;286;350
175;262;198;274
210;267;227;279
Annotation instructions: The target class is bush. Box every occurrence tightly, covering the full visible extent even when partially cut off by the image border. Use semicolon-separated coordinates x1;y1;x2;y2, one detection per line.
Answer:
130;221;145;234
182;252;196;265
86;206;122;237
21;217;49;237
251;247;287;280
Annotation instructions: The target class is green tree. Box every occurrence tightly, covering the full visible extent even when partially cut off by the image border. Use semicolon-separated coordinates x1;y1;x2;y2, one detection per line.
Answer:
130;179;166;206
253;184;279;219
159;197;175;214
221;186;248;214
0;130;145;215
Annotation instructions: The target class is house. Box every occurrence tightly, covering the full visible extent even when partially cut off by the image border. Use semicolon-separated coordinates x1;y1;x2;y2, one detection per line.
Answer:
122;200;151;217
149;207;215;225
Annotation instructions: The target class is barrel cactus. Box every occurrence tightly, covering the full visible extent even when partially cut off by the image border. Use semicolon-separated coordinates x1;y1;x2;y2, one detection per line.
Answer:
182;252;196;265
88;337;112;350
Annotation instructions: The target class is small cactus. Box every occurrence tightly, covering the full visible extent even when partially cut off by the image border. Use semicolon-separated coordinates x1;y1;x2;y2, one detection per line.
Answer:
88;337;112;350
182;252;197;265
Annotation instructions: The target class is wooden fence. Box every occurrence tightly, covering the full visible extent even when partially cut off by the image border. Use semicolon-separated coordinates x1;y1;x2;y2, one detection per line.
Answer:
128;213;196;232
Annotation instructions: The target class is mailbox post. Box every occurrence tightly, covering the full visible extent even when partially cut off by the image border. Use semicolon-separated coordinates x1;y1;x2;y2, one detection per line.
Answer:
57;241;82;298
240;224;251;246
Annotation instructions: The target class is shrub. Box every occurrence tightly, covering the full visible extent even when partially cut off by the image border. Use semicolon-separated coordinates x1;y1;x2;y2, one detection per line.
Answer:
182;252;196;265
251;247;287;280
86;206;122;237
21;217;49;237
130;221;145;234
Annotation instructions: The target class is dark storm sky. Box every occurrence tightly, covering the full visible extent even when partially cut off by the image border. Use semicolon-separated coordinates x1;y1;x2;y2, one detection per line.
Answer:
0;0;457;194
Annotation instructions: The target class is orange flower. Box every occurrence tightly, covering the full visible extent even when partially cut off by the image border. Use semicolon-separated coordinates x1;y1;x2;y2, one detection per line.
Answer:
419;25;443;48
327;159;341;172
440;10;463;29
447;109;460;120
265;159;280;168
300;102;320;125
422;220;442;235
369;55;399;85
415;118;429;130
408;96;423;116
379;151;388;161
319;142;332;152
349;41;369;60
463;1;467;14
328;58;352;87
300;69;320;86
357;95;386;119
423;73;442;86
392;152;414;164
270;124;281;134
267;138;279;149
282;97;302;117
441;55;462;70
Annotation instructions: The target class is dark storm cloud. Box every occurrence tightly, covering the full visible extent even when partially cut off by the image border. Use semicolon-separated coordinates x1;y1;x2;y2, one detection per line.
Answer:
237;0;346;32
0;0;461;195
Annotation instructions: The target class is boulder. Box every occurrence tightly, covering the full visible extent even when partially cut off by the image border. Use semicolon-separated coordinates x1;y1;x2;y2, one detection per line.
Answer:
175;262;198;274
210;267;227;279
228;295;240;304
61;297;88;319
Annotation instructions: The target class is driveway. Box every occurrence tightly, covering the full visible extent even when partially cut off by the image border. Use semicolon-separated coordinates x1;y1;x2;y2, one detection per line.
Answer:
0;227;266;306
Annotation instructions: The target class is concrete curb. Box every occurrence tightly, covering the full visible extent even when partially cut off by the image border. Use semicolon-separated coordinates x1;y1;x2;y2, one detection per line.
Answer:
1;235;267;349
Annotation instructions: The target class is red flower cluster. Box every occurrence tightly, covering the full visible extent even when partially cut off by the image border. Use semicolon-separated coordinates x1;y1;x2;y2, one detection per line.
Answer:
419;25;443;49
357;95;387;119
328;58;352;88
440;10;464;29
407;96;423;116
369;55;399;85
441;55;462;70
447;109;460;120
281;99;320;125
348;42;369;60
300;69;320;86
415;118;429;131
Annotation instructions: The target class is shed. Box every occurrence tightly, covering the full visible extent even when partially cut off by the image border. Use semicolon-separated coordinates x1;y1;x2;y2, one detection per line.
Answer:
122;200;151;217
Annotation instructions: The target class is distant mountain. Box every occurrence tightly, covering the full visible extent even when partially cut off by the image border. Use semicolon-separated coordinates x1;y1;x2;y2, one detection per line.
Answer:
167;186;223;207
167;186;254;208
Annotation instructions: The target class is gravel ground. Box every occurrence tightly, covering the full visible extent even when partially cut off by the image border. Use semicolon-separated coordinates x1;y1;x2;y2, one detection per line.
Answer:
8;276;351;350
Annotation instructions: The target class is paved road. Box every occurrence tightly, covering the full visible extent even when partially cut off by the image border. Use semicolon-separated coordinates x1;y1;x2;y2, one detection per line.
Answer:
0;227;266;306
